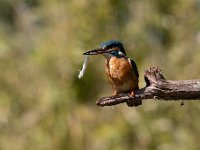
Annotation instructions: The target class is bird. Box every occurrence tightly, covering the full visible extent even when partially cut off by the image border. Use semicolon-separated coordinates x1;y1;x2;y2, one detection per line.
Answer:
83;40;139;96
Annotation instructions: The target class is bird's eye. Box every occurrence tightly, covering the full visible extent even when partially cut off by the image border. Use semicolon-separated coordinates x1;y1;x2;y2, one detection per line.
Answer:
110;50;118;55
109;50;124;57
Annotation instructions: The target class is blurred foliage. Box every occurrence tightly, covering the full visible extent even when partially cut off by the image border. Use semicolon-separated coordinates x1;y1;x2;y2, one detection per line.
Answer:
0;0;200;149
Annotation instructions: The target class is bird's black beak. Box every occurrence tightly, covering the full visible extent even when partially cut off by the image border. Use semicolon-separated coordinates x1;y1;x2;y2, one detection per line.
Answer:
83;48;108;55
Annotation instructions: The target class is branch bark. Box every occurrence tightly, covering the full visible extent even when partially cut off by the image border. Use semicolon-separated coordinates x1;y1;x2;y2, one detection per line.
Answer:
96;67;200;107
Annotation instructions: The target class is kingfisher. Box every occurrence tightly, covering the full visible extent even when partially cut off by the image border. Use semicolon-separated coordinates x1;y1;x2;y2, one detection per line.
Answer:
83;40;139;96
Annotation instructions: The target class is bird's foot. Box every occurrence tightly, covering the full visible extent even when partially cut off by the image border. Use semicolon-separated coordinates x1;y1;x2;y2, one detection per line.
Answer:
112;91;126;98
113;91;117;96
130;90;135;97
112;91;118;98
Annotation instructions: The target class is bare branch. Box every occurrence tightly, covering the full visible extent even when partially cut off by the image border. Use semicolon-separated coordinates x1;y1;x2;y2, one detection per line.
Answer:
96;67;200;107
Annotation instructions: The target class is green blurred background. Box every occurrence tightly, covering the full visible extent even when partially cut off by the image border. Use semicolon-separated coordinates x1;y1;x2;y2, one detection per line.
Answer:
0;0;200;149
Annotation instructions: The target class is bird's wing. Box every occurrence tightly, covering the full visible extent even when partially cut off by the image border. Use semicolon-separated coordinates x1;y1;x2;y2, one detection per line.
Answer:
128;58;139;79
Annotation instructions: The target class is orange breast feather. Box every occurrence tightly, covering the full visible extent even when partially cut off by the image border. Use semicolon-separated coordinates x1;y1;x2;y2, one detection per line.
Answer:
106;57;138;93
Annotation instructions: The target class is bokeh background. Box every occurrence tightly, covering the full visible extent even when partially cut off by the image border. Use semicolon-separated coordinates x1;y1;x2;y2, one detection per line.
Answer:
0;0;200;149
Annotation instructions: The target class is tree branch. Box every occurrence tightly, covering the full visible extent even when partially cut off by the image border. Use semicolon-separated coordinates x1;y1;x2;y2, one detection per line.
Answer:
96;67;200;107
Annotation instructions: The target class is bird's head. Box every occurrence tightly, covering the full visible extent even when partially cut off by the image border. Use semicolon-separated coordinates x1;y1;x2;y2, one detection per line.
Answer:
83;40;126;58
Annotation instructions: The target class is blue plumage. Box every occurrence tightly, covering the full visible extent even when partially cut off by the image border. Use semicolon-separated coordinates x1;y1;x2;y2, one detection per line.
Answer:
100;40;126;56
100;40;122;47
129;58;139;79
